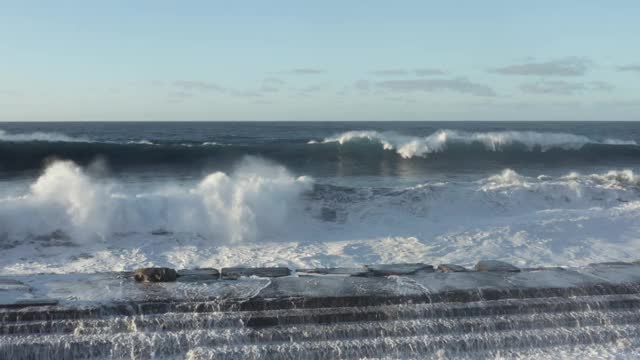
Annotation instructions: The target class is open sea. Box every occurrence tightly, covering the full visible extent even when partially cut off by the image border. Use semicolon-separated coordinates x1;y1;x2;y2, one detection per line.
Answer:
1;121;640;275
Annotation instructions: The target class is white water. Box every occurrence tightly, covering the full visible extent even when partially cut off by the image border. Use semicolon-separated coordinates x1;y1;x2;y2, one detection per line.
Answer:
1;159;640;275
0;129;90;143
0;128;226;146
313;129;638;158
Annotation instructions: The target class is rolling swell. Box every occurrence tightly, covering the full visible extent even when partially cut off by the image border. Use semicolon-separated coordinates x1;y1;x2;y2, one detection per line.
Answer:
1;139;640;174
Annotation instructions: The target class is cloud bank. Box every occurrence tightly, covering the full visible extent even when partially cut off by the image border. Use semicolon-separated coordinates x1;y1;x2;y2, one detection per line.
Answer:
377;78;496;97
490;57;592;76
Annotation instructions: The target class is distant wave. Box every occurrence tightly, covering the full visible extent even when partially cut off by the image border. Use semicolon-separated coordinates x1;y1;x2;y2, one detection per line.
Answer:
0;129;228;147
0;129;90;143
1;128;639;172
312;130;638;158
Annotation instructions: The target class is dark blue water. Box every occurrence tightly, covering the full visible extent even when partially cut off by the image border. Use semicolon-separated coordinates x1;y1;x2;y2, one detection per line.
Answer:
1;122;640;180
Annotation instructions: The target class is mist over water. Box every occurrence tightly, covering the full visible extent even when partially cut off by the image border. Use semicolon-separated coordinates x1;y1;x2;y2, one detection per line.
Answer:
1;122;640;275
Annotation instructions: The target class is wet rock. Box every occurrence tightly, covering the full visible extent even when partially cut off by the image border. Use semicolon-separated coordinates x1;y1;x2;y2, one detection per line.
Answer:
69;253;94;261
221;267;291;280
177;268;220;282
588;261;635;267
437;264;469;272
474;260;520;272
298;267;368;276
134;267;178;282
521;266;566;271
0;298;59;309
364;263;434;276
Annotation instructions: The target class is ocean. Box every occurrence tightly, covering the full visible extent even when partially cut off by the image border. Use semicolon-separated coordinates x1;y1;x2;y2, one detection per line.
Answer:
1;121;640;275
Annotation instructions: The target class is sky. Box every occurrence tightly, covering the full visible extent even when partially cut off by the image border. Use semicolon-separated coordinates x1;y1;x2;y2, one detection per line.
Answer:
1;0;639;121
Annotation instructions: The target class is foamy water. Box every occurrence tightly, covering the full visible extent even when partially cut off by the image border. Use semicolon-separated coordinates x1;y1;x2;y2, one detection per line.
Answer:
1;157;639;275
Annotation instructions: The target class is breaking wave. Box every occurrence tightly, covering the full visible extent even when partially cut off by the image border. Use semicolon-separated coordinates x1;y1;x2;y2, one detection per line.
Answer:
1;128;639;173
1;160;640;273
1;158;639;246
313;130;638;158
0;158;312;244
0;129;90;143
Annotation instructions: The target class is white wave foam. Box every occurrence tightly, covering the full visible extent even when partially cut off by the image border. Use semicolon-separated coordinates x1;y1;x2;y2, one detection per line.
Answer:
0;129;233;147
0;129;90;142
125;139;155;145
314;130;637;158
0;158;312;244
481;168;640;193
2;166;640;274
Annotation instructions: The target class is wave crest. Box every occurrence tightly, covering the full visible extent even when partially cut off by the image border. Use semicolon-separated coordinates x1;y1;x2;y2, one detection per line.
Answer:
314;129;637;158
0;129;89;143
0;158;313;244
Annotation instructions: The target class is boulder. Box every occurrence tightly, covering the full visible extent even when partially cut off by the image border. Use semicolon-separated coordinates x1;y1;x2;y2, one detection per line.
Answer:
134;267;178;282
177;268;220;282
364;263;434;276
221;267;291;280
474;260;520;272
437;264;469;272
298;267;368;277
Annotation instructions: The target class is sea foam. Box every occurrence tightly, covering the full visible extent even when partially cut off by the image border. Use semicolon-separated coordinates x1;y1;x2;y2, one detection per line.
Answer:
314;129;637;158
1;161;640;275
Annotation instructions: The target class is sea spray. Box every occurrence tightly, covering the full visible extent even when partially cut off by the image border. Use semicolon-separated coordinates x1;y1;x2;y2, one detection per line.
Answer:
0;160;114;243
0;157;313;245
194;157;313;243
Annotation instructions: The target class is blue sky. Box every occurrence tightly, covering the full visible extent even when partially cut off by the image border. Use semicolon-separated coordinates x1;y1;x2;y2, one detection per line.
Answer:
1;1;639;121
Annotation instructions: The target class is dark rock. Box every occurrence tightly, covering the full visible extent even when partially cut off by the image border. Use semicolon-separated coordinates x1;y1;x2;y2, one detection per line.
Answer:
177;268;220;282
474;260;520;272
151;229;173;236
298;267;368;276
364;263;434;276
221;267;291;280
134;267;178;282
437;264;469;272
